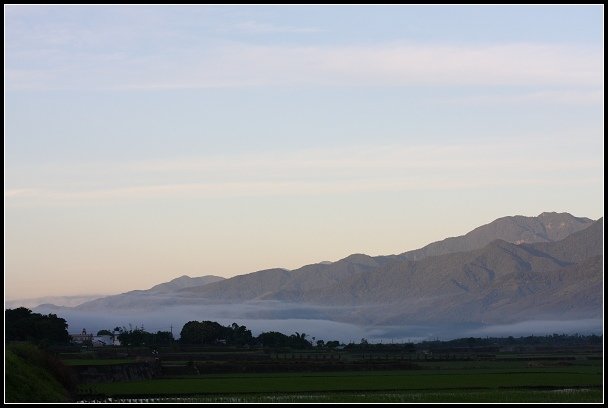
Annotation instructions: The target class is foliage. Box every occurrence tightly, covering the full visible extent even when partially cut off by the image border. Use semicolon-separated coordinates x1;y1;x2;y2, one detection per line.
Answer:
179;321;253;346
343;333;602;352
255;331;290;348
97;329;113;336
325;340;341;349
227;323;254;346
5;343;76;402
419;333;603;350
180;321;224;345
154;331;175;346
5;307;71;345
177;320;312;348
256;331;312;349
117;327;174;347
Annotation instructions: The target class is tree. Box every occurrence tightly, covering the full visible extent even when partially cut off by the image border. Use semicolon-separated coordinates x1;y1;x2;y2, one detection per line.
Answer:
96;329;113;336
256;330;312;349
153;331;174;346
326;340;340;349
180;321;204;345
5;308;70;345
117;328;152;347
180;321;224;345
227;323;253;346
180;320;253;346
257;331;290;348
289;332;312;349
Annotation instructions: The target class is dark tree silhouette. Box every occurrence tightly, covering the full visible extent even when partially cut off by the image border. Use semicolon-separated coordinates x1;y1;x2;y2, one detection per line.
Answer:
5;307;70;345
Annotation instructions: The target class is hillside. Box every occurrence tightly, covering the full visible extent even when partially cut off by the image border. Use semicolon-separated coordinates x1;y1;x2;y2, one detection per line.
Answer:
181;218;602;324
55;212;602;329
5;343;75;403
74;274;225;311
401;212;594;261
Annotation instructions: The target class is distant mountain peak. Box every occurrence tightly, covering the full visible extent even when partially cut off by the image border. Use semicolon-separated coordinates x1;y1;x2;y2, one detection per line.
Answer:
401;212;594;261
171;275;191;281
146;275;225;293
342;253;370;261
539;211;565;216
339;253;379;267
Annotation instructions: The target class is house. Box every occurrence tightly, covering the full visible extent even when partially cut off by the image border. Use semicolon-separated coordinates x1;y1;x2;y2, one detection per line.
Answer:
92;335;115;347
71;328;93;344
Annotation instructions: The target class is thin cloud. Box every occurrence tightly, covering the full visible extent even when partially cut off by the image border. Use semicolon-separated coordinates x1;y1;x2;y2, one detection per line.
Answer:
4;178;603;207
5;143;603;206
441;88;604;106
6;6;602;91
231;21;325;34
5;42;603;91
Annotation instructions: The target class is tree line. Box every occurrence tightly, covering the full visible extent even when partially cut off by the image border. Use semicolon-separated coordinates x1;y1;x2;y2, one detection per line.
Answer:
113;321;341;349
4;308;330;349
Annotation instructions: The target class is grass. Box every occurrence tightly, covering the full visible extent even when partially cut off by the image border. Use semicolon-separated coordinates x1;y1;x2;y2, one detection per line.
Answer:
75;350;603;403
99;389;603;403
87;369;602;397
5;344;74;403
62;359;136;366
415;359;602;374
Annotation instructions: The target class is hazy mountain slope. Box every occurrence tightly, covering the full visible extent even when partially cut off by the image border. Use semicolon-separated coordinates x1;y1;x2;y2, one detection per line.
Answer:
184;217;600;305
148;275;225;293
401;212;594;261
274;237;576;306
182;218;601;324
522;217;603;265
181;212;593;303
352;219;603;324
5;295;104;309
373;254;602;326
179;253;401;302
74;275;225;311
66;213;601;327
179;268;293;301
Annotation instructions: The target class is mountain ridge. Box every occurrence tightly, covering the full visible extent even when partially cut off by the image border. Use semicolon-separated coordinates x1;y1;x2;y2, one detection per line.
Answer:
400;211;594;261
59;212;602;328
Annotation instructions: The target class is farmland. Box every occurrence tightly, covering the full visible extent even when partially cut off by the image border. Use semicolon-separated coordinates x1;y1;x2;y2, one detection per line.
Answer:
93;389;602;404
74;342;603;403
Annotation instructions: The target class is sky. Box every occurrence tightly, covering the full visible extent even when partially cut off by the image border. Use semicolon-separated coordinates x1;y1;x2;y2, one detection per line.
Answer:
4;5;604;300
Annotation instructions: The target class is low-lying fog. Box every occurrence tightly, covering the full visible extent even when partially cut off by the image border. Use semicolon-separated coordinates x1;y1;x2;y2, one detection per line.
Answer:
34;302;603;343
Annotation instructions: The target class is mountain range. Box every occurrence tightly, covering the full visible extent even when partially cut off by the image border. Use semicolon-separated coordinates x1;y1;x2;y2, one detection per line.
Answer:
34;212;602;338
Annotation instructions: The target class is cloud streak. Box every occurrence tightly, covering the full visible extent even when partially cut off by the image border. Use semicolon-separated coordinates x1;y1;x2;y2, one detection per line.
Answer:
6;42;603;91
5;143;603;206
230;21;325;34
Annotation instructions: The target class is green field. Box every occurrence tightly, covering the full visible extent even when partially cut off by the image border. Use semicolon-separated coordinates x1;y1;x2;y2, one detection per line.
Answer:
85;368;602;401
63;359;136;366
72;343;603;403
415;359;601;374
102;389;602;403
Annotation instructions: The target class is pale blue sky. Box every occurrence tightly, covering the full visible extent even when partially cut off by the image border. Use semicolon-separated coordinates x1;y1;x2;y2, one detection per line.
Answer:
5;5;604;299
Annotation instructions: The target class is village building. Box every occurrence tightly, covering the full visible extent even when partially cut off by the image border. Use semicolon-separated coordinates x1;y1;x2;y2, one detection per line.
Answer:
70;328;93;344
